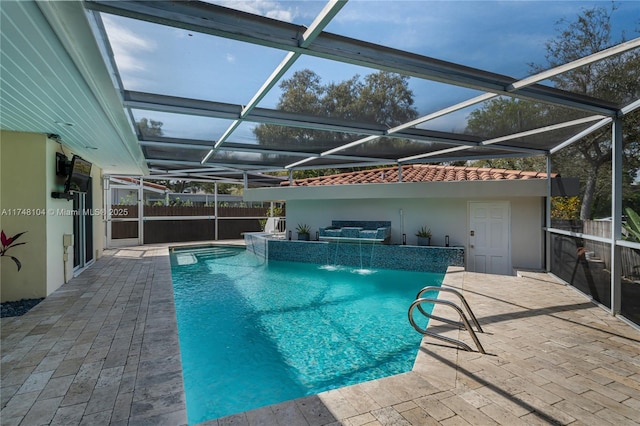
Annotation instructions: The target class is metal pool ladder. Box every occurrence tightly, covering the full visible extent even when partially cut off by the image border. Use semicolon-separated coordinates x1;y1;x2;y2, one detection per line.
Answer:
408;286;485;354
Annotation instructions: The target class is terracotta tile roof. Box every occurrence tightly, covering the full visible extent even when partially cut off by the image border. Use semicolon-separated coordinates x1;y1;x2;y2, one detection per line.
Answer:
280;165;556;187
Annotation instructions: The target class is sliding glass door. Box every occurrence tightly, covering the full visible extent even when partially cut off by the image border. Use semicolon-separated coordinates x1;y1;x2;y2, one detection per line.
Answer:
73;180;94;271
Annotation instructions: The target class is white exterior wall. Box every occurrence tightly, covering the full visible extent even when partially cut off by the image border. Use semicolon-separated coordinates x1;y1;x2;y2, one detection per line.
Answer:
1;131;48;301
245;179;548;273
510;197;545;271
1;131;106;301
45;137;74;294
285;197;544;271
92;169;105;261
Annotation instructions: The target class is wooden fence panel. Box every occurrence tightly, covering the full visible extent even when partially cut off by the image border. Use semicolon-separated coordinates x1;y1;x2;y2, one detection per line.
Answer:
583;220;610;238
143;218;262;243
140;205;267;217
112;222;138;239
218;207;266;217
110;204;274;244
143;205;216;216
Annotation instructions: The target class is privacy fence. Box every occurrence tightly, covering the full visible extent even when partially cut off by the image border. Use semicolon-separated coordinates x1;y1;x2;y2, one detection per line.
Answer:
110;204;283;244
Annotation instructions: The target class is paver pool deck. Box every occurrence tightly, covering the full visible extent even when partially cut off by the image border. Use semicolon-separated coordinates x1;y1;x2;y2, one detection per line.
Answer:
1;242;639;425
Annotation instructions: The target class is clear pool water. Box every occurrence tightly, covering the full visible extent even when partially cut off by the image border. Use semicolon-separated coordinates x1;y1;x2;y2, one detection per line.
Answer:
170;246;442;424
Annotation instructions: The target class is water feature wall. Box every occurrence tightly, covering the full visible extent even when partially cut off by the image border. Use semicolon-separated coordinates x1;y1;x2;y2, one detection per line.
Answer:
319;220;391;243
245;233;464;273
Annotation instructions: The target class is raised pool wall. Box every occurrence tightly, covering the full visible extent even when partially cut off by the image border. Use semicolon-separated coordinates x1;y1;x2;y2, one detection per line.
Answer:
319;220;391;243
245;233;464;273
242;191;547;272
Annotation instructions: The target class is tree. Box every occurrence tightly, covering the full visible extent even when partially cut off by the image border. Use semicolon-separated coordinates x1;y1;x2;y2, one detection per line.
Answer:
253;70;419;179
466;5;640;219
466;97;550;172
136;118;212;194
137;118;163;138
532;5;640;219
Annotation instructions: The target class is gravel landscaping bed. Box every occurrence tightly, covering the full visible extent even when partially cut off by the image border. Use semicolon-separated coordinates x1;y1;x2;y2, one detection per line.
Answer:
1;298;44;318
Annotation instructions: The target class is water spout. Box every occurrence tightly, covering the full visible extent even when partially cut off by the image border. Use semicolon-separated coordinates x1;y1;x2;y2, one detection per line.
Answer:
369;241;376;269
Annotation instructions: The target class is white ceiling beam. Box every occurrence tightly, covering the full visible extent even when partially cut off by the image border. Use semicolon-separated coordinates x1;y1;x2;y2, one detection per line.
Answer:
84;0;636;182
509;37;640;91
388;43;637;163
481;115;605;146
318;93;496;157
399;146;470;162
311;41;629;160
145;175;248;184
402;152;538;165
201;0;347;163
287;159;394;171
550;117;613;154
140;141;211;151
621;98;640;115
398;116;602;162
140;139;386;162
147;158;284;170
285;157;319;169
151;167;231;174
86;0;621;115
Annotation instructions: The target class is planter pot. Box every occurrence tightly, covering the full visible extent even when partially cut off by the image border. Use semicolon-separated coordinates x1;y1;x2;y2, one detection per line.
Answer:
417;236;430;246
298;233;310;241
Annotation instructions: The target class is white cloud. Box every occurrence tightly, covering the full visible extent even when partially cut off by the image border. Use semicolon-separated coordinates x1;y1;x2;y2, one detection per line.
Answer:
102;16;156;73
208;0;298;23
265;8;294;22
226;53;236;63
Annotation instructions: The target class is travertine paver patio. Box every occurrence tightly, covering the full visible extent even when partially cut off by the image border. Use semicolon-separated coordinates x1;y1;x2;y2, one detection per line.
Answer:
1;243;639;425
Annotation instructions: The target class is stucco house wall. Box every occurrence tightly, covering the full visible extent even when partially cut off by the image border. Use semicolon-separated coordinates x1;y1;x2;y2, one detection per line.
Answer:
1;131;49;300
244;179;548;273
1;130;105;302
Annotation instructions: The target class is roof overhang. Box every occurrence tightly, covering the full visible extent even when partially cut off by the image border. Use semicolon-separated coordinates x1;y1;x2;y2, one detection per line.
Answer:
0;1;146;175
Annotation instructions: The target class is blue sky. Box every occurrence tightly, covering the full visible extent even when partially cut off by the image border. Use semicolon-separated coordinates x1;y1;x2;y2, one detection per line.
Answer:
102;1;640;141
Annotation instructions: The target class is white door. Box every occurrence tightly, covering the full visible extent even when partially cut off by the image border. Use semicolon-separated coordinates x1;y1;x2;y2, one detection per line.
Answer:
469;201;511;275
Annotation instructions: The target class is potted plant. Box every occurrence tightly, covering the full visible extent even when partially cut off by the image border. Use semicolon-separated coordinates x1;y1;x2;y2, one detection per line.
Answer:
296;223;311;241
415;226;431;246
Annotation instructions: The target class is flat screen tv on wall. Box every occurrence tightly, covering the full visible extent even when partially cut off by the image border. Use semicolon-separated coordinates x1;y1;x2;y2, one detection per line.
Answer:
65;155;92;193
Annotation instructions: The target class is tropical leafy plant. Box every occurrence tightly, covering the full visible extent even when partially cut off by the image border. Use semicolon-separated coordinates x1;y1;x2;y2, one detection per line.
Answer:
623;207;640;243
1;230;27;271
296;223;311;234
416;226;432;238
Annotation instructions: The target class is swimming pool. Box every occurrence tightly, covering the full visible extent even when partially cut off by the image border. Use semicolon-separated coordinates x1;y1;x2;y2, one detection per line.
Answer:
170;245;442;424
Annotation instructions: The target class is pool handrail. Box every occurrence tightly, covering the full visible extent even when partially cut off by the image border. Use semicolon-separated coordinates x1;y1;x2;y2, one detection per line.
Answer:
415;286;483;333
408;286;485;354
